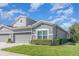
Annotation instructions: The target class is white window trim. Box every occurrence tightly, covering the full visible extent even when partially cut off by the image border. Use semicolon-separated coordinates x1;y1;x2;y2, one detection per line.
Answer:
36;28;49;39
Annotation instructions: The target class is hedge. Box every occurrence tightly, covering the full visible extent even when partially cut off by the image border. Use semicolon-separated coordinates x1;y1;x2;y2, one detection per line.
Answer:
31;39;65;46
31;40;52;45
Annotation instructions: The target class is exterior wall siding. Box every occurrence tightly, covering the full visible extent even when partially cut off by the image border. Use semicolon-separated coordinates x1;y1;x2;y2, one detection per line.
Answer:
13;17;27;27
13;17;36;27
13;28;31;32
52;25;57;39
57;29;67;39
32;23;54;40
53;26;68;40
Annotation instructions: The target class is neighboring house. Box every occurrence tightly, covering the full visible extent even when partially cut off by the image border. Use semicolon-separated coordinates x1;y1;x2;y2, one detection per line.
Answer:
0;15;68;43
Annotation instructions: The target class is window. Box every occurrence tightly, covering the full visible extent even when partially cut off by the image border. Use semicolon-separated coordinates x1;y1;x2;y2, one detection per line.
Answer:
37;31;42;39
37;29;48;39
20;20;22;23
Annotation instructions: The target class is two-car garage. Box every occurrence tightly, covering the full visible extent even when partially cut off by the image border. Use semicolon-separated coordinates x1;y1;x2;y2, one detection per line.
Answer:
0;33;31;43
0;26;31;43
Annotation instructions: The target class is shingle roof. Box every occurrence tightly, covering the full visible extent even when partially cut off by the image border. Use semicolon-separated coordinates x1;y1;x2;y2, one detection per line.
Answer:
0;18;68;34
32;20;68;33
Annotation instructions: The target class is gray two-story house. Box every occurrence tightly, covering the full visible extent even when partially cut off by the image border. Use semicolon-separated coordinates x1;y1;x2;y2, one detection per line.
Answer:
0;15;68;43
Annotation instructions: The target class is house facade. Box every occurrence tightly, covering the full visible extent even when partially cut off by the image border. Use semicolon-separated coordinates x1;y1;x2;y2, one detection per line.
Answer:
0;15;68;43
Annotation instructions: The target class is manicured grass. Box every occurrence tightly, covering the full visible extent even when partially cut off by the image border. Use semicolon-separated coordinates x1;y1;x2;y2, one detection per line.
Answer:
2;43;79;56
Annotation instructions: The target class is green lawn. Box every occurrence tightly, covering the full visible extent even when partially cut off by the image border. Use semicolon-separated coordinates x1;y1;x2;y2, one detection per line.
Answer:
2;43;79;56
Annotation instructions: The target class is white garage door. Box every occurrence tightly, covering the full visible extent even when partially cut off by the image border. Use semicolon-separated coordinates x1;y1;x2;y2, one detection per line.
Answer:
15;33;31;43
0;34;9;42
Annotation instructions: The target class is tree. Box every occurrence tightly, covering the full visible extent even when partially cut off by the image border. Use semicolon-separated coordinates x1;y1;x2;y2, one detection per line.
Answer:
69;22;79;42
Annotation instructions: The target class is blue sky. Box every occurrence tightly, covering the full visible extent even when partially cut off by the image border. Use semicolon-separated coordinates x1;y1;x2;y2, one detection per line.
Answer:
0;3;79;30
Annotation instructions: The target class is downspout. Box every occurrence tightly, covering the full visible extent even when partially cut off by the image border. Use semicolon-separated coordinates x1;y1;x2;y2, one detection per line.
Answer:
31;27;33;43
53;25;58;45
56;25;57;39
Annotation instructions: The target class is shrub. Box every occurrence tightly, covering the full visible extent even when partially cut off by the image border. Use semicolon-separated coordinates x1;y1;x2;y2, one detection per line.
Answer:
64;42;75;45
53;39;65;45
68;38;75;43
73;33;79;42
7;38;13;43
59;39;63;44
69;33;79;42
60;39;67;44
53;39;60;45
31;40;52;45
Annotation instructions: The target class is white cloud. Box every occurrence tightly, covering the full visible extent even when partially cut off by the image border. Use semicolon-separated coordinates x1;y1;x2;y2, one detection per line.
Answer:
50;3;71;12
50;3;73;15
0;9;26;20
7;9;25;15
60;18;77;30
52;7;73;23
56;7;73;17
49;3;75;30
52;15;67;23
49;4;73;20
50;3;65;12
0;9;3;12
56;10;63;15
29;3;44;12
62;7;73;16
48;16;53;20
0;3;8;7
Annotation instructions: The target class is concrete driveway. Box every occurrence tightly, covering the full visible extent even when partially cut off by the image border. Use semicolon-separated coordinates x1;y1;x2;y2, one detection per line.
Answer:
0;42;29;56
0;42;29;49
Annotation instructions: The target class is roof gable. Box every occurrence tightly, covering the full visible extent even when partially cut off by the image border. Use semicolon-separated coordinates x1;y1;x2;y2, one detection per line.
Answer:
0;27;11;32
32;20;68;33
12;15;36;27
32;20;54;28
0;25;12;34
0;25;12;30
12;15;27;27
